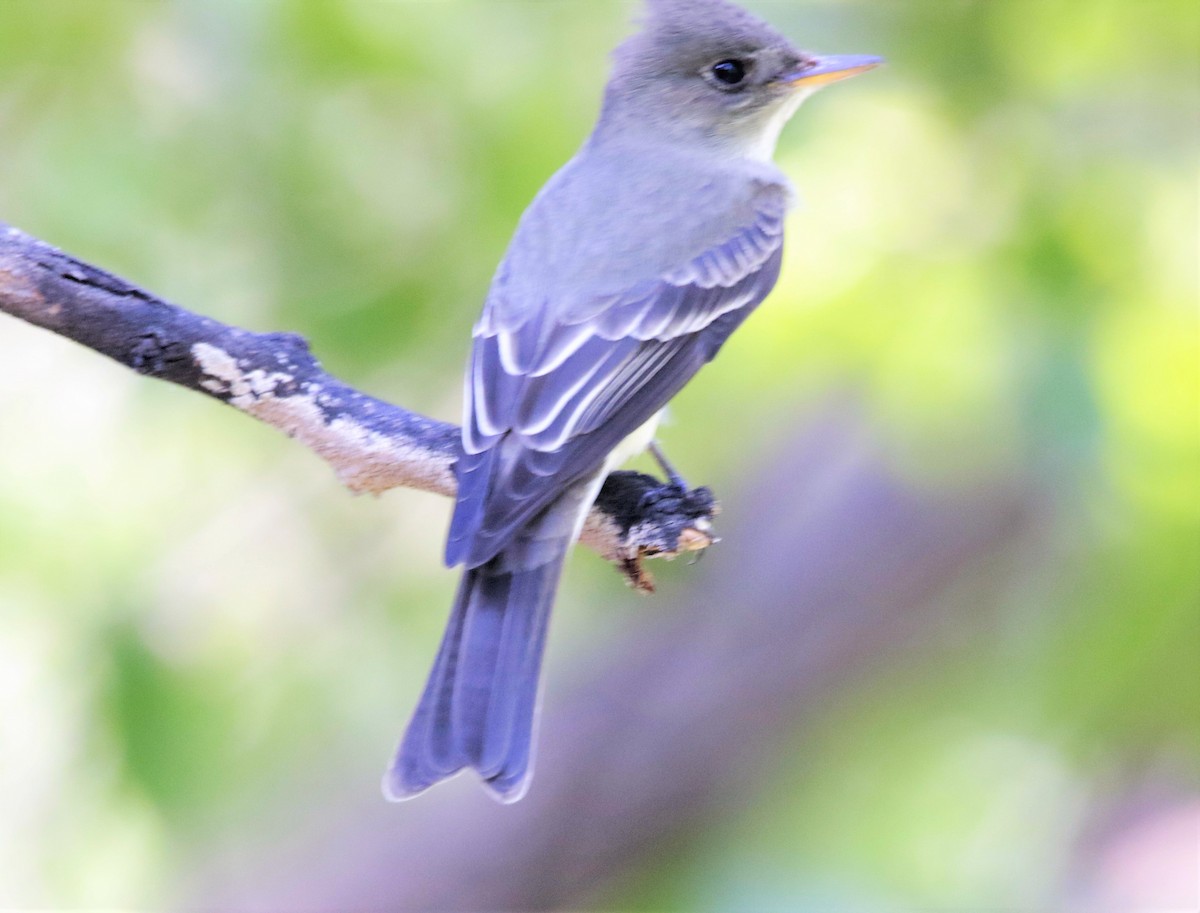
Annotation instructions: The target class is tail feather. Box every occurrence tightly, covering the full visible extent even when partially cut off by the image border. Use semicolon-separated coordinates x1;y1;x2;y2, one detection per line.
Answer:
385;556;564;803
477;564;559;779
389;469;605;802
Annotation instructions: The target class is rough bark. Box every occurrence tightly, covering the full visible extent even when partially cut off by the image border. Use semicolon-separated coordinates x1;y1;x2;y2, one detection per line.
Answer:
0;221;718;589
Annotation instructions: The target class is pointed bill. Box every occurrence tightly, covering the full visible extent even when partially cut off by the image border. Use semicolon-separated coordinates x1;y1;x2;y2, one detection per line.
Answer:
783;54;883;89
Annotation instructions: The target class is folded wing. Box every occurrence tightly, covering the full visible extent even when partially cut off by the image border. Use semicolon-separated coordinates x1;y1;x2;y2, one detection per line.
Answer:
446;186;788;569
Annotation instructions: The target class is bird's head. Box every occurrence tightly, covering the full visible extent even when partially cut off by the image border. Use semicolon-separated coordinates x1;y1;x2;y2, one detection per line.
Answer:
598;0;880;160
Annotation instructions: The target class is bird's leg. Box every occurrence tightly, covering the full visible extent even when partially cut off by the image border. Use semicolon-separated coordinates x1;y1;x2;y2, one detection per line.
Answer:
636;441;719;561
648;441;687;491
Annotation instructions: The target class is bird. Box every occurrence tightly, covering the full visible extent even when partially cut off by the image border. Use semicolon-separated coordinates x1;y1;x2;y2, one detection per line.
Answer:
386;0;880;803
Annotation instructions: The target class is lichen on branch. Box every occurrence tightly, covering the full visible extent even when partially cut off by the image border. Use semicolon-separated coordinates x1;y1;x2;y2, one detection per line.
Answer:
0;221;717;590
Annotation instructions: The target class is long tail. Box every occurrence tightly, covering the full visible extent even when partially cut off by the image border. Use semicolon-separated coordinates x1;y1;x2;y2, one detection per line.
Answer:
384;552;566;803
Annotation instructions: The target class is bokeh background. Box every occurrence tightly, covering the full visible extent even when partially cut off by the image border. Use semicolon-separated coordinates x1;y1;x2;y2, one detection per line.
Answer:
1;1;1196;909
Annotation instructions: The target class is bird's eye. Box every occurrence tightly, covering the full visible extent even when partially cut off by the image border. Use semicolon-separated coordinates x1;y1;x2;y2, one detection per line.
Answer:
710;59;748;87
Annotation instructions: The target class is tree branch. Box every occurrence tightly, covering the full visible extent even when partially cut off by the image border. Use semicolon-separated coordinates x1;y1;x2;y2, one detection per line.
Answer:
0;221;716;589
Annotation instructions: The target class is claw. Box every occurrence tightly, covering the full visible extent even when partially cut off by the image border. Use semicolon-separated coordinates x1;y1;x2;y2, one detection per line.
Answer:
678;527;714;552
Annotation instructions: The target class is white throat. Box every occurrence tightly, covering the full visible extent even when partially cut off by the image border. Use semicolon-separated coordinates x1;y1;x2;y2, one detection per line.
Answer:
737;89;811;162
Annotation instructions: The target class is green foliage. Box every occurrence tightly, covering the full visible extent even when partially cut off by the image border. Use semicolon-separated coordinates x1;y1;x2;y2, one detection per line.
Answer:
0;0;1195;908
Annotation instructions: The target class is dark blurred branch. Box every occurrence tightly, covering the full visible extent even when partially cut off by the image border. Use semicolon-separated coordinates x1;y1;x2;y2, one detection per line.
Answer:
0;222;715;586
195;412;1036;913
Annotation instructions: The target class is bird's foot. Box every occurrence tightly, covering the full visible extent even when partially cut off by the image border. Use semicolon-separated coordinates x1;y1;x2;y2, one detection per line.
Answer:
594;468;720;594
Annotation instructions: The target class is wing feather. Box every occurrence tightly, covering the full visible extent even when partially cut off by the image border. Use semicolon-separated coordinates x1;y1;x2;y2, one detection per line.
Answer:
447;188;788;569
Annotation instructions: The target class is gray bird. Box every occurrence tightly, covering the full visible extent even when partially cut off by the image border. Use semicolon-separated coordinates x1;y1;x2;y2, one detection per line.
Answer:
386;0;879;803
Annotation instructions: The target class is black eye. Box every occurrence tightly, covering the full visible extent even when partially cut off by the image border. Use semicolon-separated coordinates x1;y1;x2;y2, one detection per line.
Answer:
710;59;748;87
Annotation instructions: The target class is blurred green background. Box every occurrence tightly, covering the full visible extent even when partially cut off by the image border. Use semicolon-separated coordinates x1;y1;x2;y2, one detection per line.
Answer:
0;1;1196;909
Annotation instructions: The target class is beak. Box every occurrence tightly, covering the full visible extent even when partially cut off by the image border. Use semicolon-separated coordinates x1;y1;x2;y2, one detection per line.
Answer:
782;54;883;89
